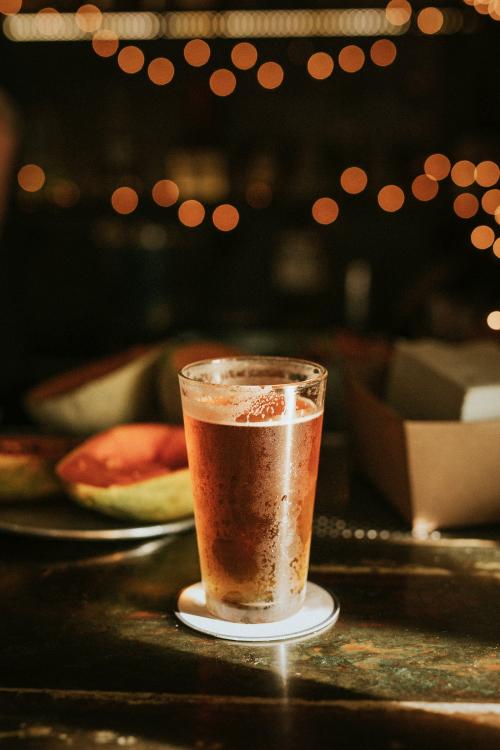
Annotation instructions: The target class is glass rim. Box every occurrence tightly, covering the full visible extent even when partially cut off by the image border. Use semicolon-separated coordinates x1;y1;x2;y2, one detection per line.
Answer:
178;355;327;389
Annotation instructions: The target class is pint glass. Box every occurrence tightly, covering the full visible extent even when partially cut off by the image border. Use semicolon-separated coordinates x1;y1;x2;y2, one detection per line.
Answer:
178;357;327;623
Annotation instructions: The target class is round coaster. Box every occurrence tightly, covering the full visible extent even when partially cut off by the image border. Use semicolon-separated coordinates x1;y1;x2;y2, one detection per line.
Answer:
175;581;340;642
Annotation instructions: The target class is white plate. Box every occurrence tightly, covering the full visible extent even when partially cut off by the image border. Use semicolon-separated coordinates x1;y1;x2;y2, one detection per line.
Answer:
176;581;340;642
0;497;194;540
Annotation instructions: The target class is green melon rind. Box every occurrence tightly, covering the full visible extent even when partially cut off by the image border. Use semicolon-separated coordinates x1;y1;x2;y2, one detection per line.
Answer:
25;346;164;436
0;457;61;500
63;467;194;523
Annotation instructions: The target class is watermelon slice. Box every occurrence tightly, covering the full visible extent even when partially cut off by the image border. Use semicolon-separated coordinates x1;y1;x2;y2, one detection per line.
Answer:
56;423;193;522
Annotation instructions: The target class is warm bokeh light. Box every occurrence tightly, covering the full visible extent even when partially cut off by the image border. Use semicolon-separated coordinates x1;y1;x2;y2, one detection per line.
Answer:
340;167;368;195
312;197;339;225
411;174;439;201
51;179;80;208
111;187;138;215
370;39;397;67
496;207;500;225
35;7;63;36
493;238;500;259
486;311;500;330
178;199;205;228
92;29;119;58
338;45;365;73
470;225;495;249
209;69;237;97
482;189;500;215
231;42;258;70
118;46;145;74
75;4;102;33
246;181;272;209
212;204;240;232
307;52;334;80
385;0;412;26
0;0;22;13
473;0;491;15
451;160;475;187
489;0;500;21
417;7;444;34
453;192;479;219
257;62;284;89
184;39;211;67
148;58;175;86
378;184;405;212
424;153;451;181
475;161;500;188
18;164;45;192
152;179;179;208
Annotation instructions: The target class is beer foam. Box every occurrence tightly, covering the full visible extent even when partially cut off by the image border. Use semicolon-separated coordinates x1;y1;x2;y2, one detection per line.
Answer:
182;391;321;427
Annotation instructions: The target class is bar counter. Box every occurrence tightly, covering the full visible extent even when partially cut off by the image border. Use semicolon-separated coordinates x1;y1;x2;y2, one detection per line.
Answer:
0;438;499;749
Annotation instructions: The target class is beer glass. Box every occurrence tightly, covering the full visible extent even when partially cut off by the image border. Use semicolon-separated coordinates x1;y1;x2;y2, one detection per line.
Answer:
179;356;327;624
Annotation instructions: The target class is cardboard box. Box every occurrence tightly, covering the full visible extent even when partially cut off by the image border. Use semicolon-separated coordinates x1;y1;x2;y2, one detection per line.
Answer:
345;377;500;532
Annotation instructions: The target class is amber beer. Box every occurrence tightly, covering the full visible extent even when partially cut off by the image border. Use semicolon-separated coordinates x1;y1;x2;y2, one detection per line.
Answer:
179;357;327;624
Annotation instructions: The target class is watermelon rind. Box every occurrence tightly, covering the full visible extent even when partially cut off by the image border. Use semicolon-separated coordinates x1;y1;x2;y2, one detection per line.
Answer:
63;467;193;523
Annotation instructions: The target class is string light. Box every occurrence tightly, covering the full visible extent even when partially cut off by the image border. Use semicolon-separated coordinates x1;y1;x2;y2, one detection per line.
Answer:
338;45;365;72
178;200;205;227
212;204;240;231
231;42;258;70
75;4;102;33
148;57;174;85
385;0;412;26
0;0;22;14
184;38;210;66
117;45;145;74
340;167;367;194
307;52;334;80
111;187;138;215
424;153;451;181
370;38;397;66
451;160;475;187
417;7;444;34
152;179;179;207
378;185;405;212
92;29;119;57
312;197;339;224
257;61;284;89
18;164;45;192
209;68;237;96
470;225;495;249
486;311;500;330
453;192;479;218
475;161;500;187
411;174;438;201
482;189;500;215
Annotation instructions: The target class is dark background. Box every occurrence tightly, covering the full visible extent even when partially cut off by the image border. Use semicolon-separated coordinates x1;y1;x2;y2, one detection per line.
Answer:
0;0;499;418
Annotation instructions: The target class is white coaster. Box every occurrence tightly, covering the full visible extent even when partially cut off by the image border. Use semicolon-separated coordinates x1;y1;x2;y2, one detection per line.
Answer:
175;581;340;642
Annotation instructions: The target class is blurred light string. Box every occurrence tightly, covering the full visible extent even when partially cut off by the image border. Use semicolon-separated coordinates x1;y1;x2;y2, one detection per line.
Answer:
16;156;500;251
2;7;473;42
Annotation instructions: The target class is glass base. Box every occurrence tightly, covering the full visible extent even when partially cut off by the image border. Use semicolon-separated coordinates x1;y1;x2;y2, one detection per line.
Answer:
205;589;306;624
175;581;340;642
